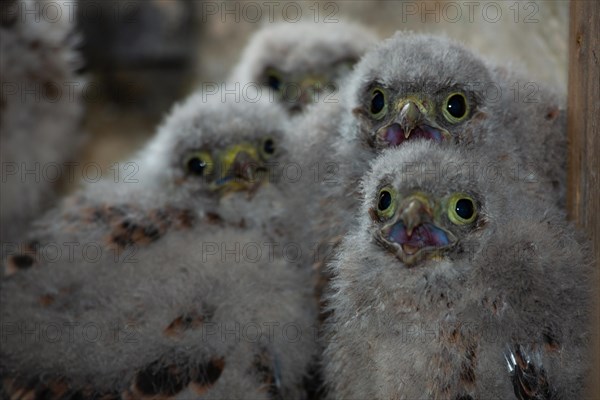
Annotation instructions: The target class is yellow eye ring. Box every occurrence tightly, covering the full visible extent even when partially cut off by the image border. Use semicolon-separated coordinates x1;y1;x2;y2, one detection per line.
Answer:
442;92;469;123
447;193;477;225
376;186;397;220
260;137;276;159
369;87;388;120
184;151;214;177
265;68;283;92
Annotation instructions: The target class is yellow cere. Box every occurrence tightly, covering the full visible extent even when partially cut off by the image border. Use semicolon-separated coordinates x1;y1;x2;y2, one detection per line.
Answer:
220;143;261;172
394;95;430;115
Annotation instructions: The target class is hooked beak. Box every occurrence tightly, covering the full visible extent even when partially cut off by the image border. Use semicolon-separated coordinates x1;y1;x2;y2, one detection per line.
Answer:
399;197;425;236
398;101;421;138
231;150;259;182
376;99;451;147
211;145;266;193
378;194;456;266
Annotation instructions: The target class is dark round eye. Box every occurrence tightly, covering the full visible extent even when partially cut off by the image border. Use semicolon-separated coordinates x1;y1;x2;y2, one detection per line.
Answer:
446;93;467;119
370;89;385;115
263;138;275;155
187;157;207;176
184;151;214;177
455;198;474;220
267;74;281;91
378;190;392;211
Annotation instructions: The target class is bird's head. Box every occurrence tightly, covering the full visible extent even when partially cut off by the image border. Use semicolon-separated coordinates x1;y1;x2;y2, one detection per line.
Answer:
362;141;489;268
363;88;470;147
262;60;356;115
183;136;278;196
347;32;491;150
371;187;478;266
142;94;289;207
232;21;377;115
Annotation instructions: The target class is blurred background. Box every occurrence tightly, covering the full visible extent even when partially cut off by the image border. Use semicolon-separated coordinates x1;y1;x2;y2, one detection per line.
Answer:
73;0;569;193
5;0;599;397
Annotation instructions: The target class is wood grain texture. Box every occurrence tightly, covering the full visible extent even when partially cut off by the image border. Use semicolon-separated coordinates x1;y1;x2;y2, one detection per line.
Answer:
567;1;600;398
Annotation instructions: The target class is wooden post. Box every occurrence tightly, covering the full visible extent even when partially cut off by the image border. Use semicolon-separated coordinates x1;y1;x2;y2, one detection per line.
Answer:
568;0;600;397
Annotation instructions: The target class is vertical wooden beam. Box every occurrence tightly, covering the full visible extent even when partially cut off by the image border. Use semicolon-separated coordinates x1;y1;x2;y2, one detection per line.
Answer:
568;0;600;397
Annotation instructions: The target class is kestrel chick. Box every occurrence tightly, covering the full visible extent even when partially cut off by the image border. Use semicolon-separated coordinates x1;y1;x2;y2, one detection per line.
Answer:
1;95;318;399
230;21;377;115
338;32;566;205
324;141;591;399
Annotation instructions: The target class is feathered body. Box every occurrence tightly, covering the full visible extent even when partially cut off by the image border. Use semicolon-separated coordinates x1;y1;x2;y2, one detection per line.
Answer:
324;141;591;399
0;0;84;247
1;95;318;399
297;32;569;312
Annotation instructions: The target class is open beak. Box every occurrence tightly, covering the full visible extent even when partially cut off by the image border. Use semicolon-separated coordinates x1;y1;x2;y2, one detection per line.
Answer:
398;101;421;137
399;196;425;236
378;194;456;266
376;99;452;147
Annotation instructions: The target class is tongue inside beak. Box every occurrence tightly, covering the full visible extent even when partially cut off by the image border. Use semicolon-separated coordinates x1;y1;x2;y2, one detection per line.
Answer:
383;124;407;146
386;221;451;254
382;123;446;147
411;125;445;141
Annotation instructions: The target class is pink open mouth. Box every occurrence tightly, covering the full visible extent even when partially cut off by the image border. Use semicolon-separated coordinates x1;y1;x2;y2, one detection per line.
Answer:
382;123;446;147
385;221;452;255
